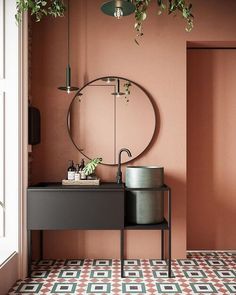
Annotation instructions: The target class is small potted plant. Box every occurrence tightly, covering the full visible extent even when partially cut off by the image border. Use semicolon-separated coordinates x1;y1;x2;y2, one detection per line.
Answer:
83;158;102;180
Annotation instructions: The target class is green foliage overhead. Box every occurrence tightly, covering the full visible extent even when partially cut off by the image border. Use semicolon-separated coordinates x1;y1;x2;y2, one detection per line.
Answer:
83;158;102;176
16;0;65;22
16;0;193;43
134;0;193;43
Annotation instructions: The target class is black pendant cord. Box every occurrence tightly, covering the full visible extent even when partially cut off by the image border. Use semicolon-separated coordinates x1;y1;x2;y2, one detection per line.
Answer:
58;0;79;92
67;0;70;66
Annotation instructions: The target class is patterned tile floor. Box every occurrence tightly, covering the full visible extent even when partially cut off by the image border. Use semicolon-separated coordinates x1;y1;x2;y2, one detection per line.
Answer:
8;252;236;294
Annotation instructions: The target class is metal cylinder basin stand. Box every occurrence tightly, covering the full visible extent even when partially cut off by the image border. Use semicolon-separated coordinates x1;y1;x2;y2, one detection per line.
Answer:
121;184;172;278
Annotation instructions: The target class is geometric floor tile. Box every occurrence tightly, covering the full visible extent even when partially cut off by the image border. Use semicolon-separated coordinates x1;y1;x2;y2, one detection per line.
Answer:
30;270;50;278
15;283;43;293
58;270;81;278
124;259;141;266
224;283;236;293
183;269;207;278
156;283;182;293
177;259;199;266
87;283;111;293
64;259;84;266
90;270;112;278
153;270;174;278
150;259;167;266
8;252;236;294
122;283;146;293
200;252;218;257
92;259;112;266
205;259;227;266
190;283;217;293
123;270;143;278
214;269;236;278
51;283;77;293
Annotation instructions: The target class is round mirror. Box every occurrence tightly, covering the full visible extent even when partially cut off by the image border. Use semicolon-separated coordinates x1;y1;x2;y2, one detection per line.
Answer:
67;76;156;165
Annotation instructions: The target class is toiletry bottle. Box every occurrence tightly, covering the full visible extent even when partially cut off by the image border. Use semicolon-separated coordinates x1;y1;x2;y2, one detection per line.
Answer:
79;159;85;171
75;164;80;181
79;159;86;180
67;160;76;181
80;170;86;180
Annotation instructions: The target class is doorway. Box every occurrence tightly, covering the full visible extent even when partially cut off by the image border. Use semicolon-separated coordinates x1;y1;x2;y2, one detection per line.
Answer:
187;48;236;250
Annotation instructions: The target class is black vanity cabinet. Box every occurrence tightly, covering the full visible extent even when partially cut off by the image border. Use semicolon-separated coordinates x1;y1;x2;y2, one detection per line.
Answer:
27;182;124;230
27;182;124;276
27;182;172;278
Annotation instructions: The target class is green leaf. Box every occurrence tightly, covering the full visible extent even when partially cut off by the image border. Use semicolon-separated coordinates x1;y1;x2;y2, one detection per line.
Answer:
15;0;65;23
141;11;147;20
83;158;102;176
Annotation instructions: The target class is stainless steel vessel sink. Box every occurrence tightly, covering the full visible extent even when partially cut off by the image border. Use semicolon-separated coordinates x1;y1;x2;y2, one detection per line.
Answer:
126;166;163;188
125;166;164;224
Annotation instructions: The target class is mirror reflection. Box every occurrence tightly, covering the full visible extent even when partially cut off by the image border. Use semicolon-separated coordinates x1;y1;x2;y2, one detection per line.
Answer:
68;77;156;165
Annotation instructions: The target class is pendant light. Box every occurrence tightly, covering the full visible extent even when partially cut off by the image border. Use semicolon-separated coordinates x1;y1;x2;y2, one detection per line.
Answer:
101;0;135;20
111;79;125;97
102;77;116;83
58;0;79;94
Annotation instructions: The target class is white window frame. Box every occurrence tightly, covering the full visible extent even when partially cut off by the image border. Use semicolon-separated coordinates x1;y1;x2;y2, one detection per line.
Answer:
0;0;20;264
0;0;5;239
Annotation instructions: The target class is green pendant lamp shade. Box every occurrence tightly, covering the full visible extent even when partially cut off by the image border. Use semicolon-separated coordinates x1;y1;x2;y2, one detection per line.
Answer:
102;77;116;83
58;65;80;93
58;0;79;94
101;0;135;19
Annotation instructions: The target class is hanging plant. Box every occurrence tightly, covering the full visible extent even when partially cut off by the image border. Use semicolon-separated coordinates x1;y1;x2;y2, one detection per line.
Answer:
15;0;65;22
16;0;193;44
134;0;193;44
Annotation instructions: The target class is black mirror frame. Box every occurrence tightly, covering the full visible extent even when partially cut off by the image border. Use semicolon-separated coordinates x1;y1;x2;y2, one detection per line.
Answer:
67;76;157;166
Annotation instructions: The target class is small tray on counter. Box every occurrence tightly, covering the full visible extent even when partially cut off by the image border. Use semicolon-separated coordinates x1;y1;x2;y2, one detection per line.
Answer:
62;179;100;186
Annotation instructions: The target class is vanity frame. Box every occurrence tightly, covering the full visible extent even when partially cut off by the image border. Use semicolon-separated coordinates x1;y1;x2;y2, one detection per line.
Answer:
27;182;171;278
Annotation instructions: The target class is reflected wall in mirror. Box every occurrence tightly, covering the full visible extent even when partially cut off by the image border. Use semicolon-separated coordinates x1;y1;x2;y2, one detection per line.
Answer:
67;76;156;165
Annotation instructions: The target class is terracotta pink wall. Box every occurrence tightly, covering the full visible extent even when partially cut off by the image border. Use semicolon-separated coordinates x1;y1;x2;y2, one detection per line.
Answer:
187;49;236;250
31;0;236;259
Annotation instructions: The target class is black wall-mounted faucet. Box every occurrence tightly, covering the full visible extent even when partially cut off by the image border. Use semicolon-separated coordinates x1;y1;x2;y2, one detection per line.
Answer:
116;148;132;184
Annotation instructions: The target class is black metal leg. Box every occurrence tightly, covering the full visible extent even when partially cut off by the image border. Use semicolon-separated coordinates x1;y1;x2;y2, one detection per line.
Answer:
168;188;172;278
161;230;164;260
168;229;171;277
120;229;124;278
40;230;43;260
27;230;32;277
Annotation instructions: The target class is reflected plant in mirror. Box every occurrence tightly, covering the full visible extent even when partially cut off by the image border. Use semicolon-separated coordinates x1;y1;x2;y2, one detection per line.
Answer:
67;76;156;165
124;81;132;102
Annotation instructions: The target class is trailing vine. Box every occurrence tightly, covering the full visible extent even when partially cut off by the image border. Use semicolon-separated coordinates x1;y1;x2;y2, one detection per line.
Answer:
134;0;193;44
15;0;65;22
16;0;193;43
124;81;132;102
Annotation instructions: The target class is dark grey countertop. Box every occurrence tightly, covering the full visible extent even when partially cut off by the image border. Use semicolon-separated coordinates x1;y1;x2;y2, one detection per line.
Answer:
28;182;124;191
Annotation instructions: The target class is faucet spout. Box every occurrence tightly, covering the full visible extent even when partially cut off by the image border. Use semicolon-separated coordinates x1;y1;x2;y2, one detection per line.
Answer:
116;148;132;184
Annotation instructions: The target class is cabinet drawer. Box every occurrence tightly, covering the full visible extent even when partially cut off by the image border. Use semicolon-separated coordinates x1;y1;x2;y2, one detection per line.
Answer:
27;190;124;229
